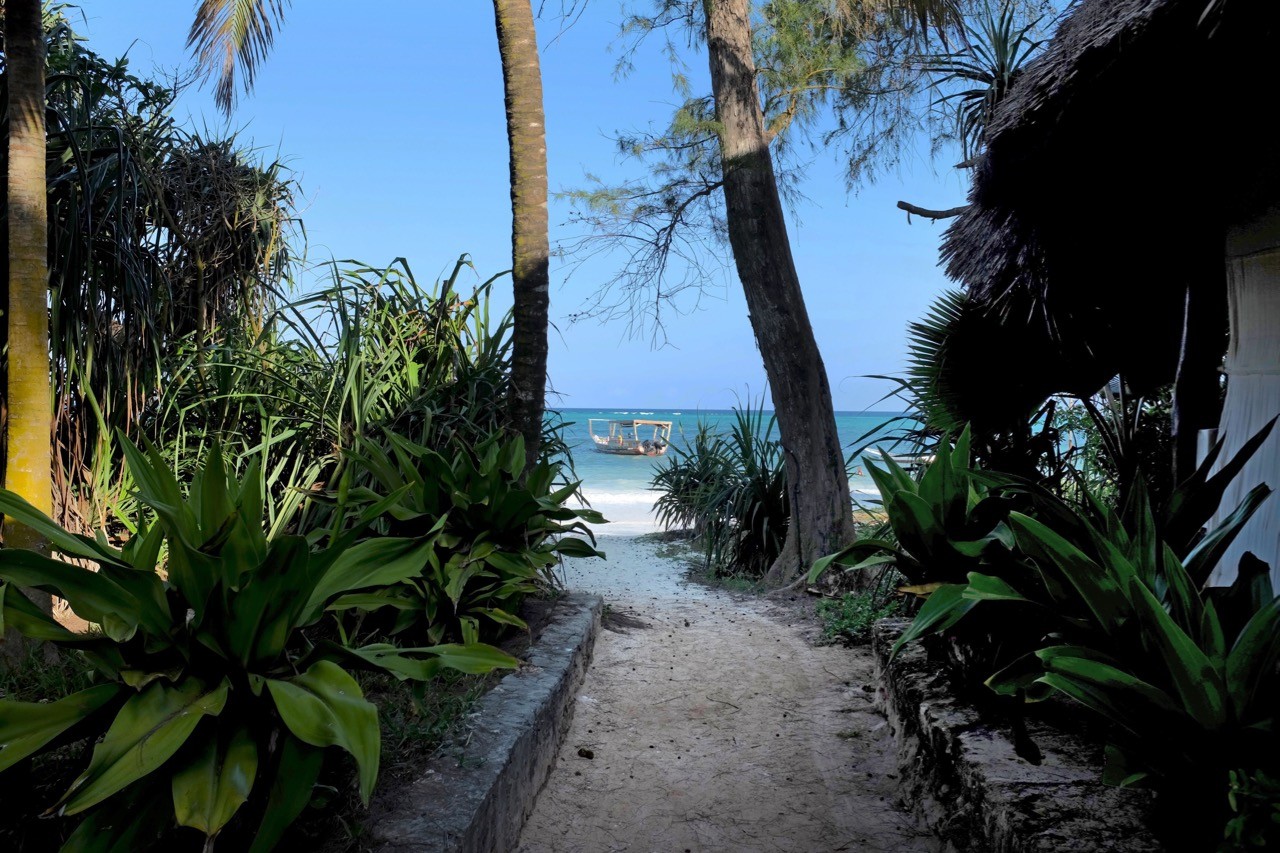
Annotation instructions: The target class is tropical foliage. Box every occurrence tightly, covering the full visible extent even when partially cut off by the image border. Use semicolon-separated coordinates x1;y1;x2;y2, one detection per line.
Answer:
0;443;518;850
2;8;298;533
810;418;1279;843
1;14;596;850
328;429;603;645
651;402;789;578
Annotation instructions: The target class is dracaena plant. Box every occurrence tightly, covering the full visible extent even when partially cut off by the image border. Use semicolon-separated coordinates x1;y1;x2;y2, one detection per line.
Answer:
808;425;1019;592
985;516;1280;799
328;429;604;645
0;441;517;852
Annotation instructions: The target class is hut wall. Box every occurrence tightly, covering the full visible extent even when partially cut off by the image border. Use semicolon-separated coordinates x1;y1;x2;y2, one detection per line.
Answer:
1208;209;1280;587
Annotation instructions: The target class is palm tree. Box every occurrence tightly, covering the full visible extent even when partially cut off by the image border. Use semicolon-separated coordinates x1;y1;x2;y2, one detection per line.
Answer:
2;0;54;654
494;0;551;467
188;1;553;462
3;0;52;552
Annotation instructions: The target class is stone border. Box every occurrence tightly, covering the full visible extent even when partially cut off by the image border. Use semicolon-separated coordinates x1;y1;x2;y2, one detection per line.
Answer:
872;619;1162;853
368;592;603;852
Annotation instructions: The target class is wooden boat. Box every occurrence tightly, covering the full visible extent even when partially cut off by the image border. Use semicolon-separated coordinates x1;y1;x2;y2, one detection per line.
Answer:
863;447;937;472
588;418;673;456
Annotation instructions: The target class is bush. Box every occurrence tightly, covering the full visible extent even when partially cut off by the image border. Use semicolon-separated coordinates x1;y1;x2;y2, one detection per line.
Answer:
817;587;903;645
811;419;1280;845
327;428;604;645
650;402;788;578
0;443;517;851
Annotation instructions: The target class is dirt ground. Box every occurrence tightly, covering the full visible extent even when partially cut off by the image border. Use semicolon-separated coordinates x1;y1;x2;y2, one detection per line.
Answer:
517;535;940;853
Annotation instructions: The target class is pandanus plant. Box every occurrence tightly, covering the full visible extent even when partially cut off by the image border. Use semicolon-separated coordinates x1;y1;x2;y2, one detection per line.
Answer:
0;441;517;851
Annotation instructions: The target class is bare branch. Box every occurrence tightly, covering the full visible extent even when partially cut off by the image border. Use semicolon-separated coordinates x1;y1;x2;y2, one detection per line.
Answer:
896;199;967;221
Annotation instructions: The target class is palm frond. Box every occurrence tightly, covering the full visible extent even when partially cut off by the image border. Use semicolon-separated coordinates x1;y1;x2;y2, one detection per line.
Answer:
186;0;290;114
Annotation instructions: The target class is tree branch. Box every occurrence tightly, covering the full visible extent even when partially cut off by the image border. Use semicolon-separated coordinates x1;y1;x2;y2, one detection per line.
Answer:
896;200;968;222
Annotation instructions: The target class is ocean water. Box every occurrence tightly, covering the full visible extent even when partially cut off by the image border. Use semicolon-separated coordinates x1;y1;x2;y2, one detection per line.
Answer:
554;407;912;534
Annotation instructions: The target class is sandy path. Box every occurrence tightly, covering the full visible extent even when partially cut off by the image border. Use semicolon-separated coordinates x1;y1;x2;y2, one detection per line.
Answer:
517;535;939;853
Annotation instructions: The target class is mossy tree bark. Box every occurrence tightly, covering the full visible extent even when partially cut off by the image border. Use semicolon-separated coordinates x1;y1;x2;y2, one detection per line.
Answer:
3;0;54;668
703;0;853;585
495;0;551;470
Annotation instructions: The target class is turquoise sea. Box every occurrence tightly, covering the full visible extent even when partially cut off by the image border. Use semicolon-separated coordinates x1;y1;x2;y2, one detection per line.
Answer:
556;407;911;534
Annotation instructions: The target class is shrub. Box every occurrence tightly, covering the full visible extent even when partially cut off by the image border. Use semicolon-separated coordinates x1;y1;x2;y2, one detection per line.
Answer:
811;419;1280;843
327;429;604;645
650;402;789;578
817;587;903;645
0;442;516;851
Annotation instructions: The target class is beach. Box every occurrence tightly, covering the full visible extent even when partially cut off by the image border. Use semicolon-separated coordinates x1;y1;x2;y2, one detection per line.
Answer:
564;407;896;537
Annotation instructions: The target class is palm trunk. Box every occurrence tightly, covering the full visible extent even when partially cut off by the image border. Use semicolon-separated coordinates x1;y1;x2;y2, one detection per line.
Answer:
494;0;550;469
703;0;853;585
4;0;54;658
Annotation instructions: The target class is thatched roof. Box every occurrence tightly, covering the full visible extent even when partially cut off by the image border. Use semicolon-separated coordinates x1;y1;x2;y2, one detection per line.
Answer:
941;0;1280;402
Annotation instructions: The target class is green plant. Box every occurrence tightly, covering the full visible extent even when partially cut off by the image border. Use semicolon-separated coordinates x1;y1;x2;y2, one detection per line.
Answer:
810;425;1016;591
928;1;1044;159
1224;768;1280;850
817;587;903;645
0;441;517;851
329;429;603;645
982;515;1280;789
650;401;789;578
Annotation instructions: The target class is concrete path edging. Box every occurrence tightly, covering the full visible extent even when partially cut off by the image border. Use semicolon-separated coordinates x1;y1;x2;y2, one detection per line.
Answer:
872;619;1163;853
368;592;603;852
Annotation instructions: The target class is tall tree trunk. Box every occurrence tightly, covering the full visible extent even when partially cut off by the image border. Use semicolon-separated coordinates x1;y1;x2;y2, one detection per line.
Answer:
3;0;54;665
494;0;550;470
703;0;853;585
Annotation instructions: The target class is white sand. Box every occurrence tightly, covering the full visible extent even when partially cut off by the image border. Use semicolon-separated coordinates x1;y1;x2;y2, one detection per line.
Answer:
520;534;938;852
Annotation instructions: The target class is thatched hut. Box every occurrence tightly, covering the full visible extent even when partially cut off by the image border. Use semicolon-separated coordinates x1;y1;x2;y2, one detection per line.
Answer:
940;0;1280;583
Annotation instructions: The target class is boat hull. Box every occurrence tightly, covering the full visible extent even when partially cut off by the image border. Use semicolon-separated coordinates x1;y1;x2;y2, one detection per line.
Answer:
593;444;669;457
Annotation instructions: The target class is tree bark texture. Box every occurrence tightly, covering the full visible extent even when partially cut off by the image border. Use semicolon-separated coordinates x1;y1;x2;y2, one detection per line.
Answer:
3;0;55;664
703;0;853;584
494;0;551;470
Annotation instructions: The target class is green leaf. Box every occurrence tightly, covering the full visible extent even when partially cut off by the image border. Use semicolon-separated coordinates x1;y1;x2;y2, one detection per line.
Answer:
0;684;121;772
473;607;529;630
1226;595;1280;719
225;535;314;668
0;582;86;642
303;537;434;622
0;549;140;639
1126;575;1228;729
415;642;521;674
59;783;173;853
1183;483;1272;587
550;537;604;559
340;641;520;679
267;661;380;803
0;488;128;568
1008;512;1127;629
57;678;229;815
247;735;323;853
890;583;975;657
963;572;1031;603
171;724;259;839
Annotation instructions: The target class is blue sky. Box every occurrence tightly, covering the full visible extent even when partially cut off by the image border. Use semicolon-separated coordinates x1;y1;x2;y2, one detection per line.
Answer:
79;2;969;411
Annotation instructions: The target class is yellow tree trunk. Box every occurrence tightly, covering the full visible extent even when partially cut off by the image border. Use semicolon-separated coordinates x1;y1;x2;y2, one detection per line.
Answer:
494;0;551;471
3;0;53;619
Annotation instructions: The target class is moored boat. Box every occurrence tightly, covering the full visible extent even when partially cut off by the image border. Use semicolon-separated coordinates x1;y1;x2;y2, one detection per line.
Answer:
588;418;673;456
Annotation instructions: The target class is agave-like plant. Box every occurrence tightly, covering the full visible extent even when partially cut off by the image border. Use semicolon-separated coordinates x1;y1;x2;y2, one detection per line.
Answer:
0;441;516;851
927;1;1044;158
